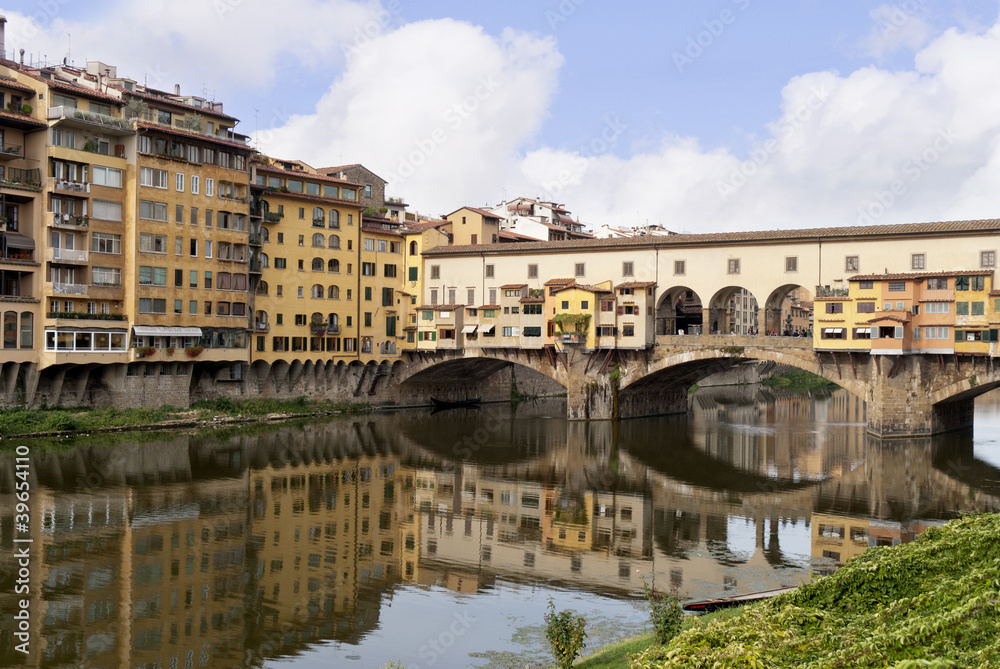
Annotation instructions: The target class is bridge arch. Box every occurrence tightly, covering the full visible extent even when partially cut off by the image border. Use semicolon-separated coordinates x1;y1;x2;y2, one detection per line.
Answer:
656;286;704;335
618;345;866;403
706;285;759;335
397;350;567;390
762;284;813;337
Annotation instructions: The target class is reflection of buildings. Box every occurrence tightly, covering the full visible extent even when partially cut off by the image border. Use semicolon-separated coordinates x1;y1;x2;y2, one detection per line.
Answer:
3;395;1000;666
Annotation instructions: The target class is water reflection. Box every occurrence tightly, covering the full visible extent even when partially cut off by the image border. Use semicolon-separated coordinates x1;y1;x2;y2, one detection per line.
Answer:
1;389;1000;667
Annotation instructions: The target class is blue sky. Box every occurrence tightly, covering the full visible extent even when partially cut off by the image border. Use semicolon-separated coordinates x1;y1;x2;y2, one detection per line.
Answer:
8;0;1000;230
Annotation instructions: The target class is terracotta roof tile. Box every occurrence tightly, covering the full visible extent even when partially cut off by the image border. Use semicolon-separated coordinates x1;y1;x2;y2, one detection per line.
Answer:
0;77;38;95
616;281;656;289
478;304;500;310
136;121;250;151
449;206;502;219
500;283;527;289
520;296;545;303
120;87;238;121
0;109;46;126
544;278;575;285
865;314;910;324
256;163;359;186
851;269;993;281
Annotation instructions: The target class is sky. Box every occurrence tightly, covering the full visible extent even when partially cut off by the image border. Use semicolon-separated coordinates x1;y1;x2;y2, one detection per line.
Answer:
6;0;1000;232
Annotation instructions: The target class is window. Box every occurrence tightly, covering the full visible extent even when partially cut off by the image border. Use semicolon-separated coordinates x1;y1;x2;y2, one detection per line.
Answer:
927;277;948;290
274;258;286;270
575;263;585;277
384;264;397;278
846;256;859;272
859;280;873;289
91;165;123;188
91;233;121;255
206;178;214;197
189;270;198;288
139;233;167;253
785;256;797;272
957;302;970;316
971;276;986;291
431;265;440;280
362;262;375;276
888;281;905;292
911;253;925;270
622;261;634;277
821;328;846;340
175;172;185;192
205;240;212;258
981;250;996;268
856;302;875;313
925;302;949;313
972;302;985;316
673;260;685;275
727;258;740;274
139;200;168;222
956;276;970;291
140;167;168;189
138;298;167;314
826;302;843;314
189;238;198;257
528;264;538;279
92;266;121;285
190;175;199;194
622;324;635;337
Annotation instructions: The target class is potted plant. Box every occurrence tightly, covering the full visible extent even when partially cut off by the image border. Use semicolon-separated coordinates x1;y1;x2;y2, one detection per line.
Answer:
185;344;204;357
166;346;175;356
138;345;156;357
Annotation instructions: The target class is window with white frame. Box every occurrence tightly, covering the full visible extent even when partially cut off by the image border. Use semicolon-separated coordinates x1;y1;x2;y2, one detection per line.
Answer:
176;172;185;192
140;167;168;189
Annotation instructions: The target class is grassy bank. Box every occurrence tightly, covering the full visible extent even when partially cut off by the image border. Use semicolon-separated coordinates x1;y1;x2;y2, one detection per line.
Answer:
629;512;1000;668
0;397;370;439
762;368;840;392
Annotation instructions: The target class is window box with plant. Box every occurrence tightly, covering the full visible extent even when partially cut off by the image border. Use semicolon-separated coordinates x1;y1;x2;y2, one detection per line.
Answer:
185;344;204;357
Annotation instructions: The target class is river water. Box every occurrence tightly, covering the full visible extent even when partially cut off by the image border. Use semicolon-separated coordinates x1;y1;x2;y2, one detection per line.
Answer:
2;387;1000;668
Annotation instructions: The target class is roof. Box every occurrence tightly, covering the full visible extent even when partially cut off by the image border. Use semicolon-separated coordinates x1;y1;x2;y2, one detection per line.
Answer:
851;269;993;281
42;77;123;104
554;283;612;295
449;206;502;220
499;230;543;242
136;121;251;152
316;164;388;184
416;303;465;311
423;218;1000;256
865;314;910;324
544;278;575;286
0;76;38;95
478;304;500;310
0;108;46;127
520;295;545;303
256;186;362;210
402;220;450;233
120;87;238;121
500;283;527;289
256;163;359;187
616;281;656;290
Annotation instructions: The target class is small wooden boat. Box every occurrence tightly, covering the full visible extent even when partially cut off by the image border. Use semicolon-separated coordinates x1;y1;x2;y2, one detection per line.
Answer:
682;586;798;613
430;397;482;409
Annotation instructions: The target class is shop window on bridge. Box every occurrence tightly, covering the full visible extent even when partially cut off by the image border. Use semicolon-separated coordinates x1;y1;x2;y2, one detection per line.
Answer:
821;328;845;340
888;281;905;292
853;327;871;339
927;277;948;290
876;326;904;339
856;302;875;313
956;277;970;291
825;302;843;314
971;276;986;291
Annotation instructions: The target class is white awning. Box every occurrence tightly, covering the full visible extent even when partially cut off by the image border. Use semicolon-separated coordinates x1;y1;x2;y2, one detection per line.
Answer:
856;328;870;335
480;324;495;334
132;326;203;337
461;325;478;334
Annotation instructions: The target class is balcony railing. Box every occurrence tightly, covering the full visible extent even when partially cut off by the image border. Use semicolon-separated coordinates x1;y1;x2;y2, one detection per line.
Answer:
557;332;585;343
248;233;262;245
263;212;282;223
47;105;135;134
0;166;42;189
0;144;23;158
52;282;88;295
49;248;89;263
254;322;270;332
49;213;89;229
327;324;341;335
52;179;91;194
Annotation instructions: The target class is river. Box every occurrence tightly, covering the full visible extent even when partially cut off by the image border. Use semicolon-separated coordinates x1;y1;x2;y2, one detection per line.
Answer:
2;386;1000;668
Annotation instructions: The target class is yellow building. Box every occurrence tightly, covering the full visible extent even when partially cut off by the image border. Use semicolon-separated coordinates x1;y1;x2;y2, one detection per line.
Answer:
400;220;450;347
546;282;610;350
251;157;363;363
359;213;405;360
444;206;501;246
126;86;254;375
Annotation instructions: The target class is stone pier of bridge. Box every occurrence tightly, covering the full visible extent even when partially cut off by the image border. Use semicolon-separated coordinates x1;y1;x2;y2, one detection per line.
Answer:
399;335;997;438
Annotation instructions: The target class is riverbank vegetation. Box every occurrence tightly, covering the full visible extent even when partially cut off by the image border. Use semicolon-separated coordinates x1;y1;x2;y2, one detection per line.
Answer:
0;397;370;439
629;512;1000;668
762;368;840;392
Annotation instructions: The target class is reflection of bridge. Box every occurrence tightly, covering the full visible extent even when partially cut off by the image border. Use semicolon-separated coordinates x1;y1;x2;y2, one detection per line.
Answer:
398;334;995;437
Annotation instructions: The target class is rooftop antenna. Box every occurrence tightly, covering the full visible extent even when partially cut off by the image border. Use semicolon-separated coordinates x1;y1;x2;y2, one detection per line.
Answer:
66;32;70;64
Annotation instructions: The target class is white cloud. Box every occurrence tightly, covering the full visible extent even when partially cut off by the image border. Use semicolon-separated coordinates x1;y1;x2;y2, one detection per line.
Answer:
259;19;563;215
7;0;388;91
860;3;932;59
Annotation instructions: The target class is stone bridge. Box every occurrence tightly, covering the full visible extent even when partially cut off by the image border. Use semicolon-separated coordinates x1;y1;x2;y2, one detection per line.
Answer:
397;335;1000;438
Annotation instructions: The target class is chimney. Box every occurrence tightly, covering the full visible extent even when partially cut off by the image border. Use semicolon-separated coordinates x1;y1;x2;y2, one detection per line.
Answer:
174;83;180;95
0;16;6;61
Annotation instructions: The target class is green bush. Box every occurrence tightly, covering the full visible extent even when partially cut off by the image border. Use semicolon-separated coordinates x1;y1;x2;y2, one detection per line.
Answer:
545;599;587;668
644;582;683;645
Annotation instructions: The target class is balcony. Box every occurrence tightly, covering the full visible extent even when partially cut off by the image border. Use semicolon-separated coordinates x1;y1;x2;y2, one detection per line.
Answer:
49;213;89;230
327;324;341;335
51;282;88;295
557;332;585;343
49;248;89;263
248;233;262;246
52;178;91;195
47;311;126;322
254;322;270;333
0;166;42;191
47;106;136;136
0;144;23;160
263;212;282;223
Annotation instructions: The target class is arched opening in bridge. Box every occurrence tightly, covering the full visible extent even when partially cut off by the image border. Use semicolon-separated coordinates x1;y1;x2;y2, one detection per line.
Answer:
656;286;704;335
763;284;814;337
707;286;760;335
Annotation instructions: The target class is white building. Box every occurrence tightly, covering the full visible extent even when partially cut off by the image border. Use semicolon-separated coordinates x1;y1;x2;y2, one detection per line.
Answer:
489;197;593;242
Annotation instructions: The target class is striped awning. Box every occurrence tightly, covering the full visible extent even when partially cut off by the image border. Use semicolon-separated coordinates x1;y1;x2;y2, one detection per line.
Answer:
132;326;203;337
